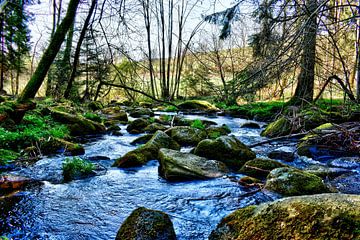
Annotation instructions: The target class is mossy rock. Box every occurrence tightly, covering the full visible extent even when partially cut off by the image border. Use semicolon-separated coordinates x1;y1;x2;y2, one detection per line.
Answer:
40;138;85;156
62;157;96;182
238;176;262;185
165;126;207;146
50;109;106;136
304;165;350;179
116;207;176;240
177;100;219;112
239;158;288;178
206;125;231;139
172;115;192;126
144;123;168;133
129;108;154;118
194;136;256;170
113;131;180;167
130;134;154;145
87;101;103;111
158;148;228;181
108;111;128;122
209;193;360;240
101;106;123;115
261;116;292;138
265;167;329;196
240;122;261;129
268;147;295;162
126;118;150;134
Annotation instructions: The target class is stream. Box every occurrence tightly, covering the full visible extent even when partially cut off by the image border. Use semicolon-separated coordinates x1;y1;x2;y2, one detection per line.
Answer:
0;113;355;239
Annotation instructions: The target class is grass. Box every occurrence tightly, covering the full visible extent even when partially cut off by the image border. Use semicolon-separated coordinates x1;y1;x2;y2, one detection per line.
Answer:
83;112;103;123
62;157;96;181
0;112;70;151
191;119;205;130
0;149;19;165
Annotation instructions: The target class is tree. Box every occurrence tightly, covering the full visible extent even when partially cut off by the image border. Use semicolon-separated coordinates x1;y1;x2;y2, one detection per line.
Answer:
18;0;81;102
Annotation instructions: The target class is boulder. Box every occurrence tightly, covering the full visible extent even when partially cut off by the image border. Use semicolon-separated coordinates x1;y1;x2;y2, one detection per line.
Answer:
113;131;180;167
101;106;124;115
116;207;176;240
126;118;150;134
209;193;360;240
304;165;350;179
50;109;106;136
240;122;261;129
144;123;168;133
129;108;154;118
0;174;32;195
265;167;329;196
194;136;256;170
261;116;292;138
158;148;228;181
206;125;231;139
130;134;154;145
62;157;96;182
108;111;128;122
165;126;207;146
177;100;219;112
87;101;103;111
40;138;85;156
239;158;288;178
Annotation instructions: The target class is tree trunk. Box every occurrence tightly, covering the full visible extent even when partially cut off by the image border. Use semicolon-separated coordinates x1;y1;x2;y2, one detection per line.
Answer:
289;0;317;106
356;0;360;101
18;0;81;102
64;0;97;99
0;15;4;93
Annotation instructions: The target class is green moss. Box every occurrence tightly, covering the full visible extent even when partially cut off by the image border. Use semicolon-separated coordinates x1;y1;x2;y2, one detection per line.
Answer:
191;119;205;130
178;100;219;111
0;149;19;165
261;116;292;137
164;105;178;112
62;157;96;182
239;158;288;178
83;112;103;123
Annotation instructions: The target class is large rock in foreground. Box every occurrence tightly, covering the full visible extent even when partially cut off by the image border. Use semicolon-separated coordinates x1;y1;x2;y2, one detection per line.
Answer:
116;207;176;240
194;136;255;170
177;100;219;112
113;131;180;167
158;148;228;181
209;193;360;240
239;158;288;178
265;167;329;196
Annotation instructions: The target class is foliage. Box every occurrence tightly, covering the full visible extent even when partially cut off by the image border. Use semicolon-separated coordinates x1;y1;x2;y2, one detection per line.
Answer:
164;105;178;112
208;131;221;139
62;157;95;181
148;117;155;123
191;119;205;130
83;112;103;123
0;112;70;150
0;149;19;165
0;236;9;240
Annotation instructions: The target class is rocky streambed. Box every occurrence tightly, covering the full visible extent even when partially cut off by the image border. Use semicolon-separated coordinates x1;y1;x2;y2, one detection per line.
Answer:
1;110;359;239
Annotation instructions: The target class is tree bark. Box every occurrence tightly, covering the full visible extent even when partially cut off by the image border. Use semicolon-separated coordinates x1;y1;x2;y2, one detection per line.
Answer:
288;0;317;106
18;0;81;102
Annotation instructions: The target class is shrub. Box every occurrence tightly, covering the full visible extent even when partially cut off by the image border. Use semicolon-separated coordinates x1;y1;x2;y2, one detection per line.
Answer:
62;157;96;182
191;119;205;130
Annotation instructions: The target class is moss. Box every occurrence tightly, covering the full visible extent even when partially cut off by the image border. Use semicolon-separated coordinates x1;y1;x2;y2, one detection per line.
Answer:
265;167;329;196
191;119;205;129
87;101;103;111
210;194;360;240
83;112;103;123
239;158;288;178
177;100;219;111
144;123;167;133
131;134;154;145
126;118;150;134
62;157;96;182
40;137;85;156
0;149;19;165
261;116;292;137
116;207;176;240
165;126;207;146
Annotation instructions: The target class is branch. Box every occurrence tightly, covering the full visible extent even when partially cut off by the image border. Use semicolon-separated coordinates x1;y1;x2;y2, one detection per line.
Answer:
248;132;308;148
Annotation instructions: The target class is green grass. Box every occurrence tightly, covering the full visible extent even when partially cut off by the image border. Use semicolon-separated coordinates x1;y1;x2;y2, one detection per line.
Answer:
191;119;205;130
0;112;70;150
83;112;103;123
62;157;96;181
164;105;178;112
0;149;19;165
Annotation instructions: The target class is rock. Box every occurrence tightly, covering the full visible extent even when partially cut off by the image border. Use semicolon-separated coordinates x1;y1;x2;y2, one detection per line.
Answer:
209;193;360;240
268;147;295;162
304;165;351;179
104;119;121;127
139;102;153;108
194;136;256;170
107;125;121;132
50;109;106;136
239;158;288;178
0;174;32;194
40;138;85;156
177;100;219;112
173;115;192;126
158;148;228;181
238;176;262;186
144;123;168;133
241;122;261;129
62;157;96;182
87;101;103;111
126;118;150;134
206;125;231;139
108;111;128;122
130;134;154;145
165;126;207;146
328;157;360;169
129;108;154;118
113;131;180;167
261;116;292;138
101;106;124;115
331;173;360;194
265;167;329;196
116;207;176;240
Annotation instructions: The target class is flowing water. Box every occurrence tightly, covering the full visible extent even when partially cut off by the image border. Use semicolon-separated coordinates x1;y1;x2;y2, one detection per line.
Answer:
0;113;356;239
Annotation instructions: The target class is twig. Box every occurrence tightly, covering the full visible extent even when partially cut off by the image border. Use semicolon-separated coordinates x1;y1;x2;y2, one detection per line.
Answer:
249;132;308;148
